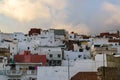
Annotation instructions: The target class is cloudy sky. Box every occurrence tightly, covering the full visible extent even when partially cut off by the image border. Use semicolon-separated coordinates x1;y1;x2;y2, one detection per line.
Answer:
0;0;120;34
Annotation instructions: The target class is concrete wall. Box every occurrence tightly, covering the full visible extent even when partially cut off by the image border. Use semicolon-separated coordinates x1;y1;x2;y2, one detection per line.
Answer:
107;55;120;67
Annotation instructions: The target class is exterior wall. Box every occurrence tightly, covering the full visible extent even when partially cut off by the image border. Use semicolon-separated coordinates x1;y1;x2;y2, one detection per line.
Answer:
97;67;120;80
0;41;18;57
0;57;8;70
91;46;117;57
0;76;7;80
37;55;107;80
31;47;63;66
0;33;12;42
18;41;31;53
37;67;68;80
40;47;62;59
64;51;85;60
12;32;27;42
93;38;109;45
117;46;120;55
106;55;120;67
29;30;55;47
108;39;120;44
9;43;18;55
0;63;4;70
0;48;10;58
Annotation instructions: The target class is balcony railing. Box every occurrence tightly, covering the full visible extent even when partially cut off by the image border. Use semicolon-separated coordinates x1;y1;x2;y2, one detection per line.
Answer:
5;70;22;76
0;70;37;76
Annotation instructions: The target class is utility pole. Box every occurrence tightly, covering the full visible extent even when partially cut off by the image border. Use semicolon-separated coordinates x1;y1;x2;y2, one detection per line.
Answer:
67;55;70;80
103;53;105;80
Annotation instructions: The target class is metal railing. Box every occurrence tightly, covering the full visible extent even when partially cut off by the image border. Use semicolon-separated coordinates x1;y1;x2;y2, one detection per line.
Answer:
5;70;23;76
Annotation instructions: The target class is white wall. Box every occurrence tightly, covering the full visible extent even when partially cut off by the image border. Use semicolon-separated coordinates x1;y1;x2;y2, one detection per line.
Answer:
93;38;108;45
37;67;68;80
12;32;27;42
64;51;84;60
37;56;106;80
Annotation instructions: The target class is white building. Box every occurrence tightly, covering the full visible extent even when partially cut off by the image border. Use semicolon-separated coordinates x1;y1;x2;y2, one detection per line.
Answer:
12;32;27;42
37;54;107;80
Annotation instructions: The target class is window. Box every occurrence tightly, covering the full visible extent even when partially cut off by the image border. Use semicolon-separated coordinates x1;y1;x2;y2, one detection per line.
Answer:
112;53;116;55
14;38;17;40
58;54;61;58
28;47;30;50
57;60;61;65
106;48;108;50
49;54;53;58
12;47;14;50
79;49;83;52
34;48;36;50
78;55;81;58
70;36;72;38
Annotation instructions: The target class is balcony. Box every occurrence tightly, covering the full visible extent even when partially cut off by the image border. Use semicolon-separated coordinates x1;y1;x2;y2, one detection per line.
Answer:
1;70;37;76
23;70;37;75
5;70;22;76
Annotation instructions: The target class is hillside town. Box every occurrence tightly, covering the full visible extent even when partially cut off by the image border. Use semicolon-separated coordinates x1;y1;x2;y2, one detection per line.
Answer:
0;28;120;80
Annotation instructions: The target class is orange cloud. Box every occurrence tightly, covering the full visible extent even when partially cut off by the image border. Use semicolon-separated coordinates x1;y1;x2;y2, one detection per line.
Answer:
0;0;66;22
52;23;90;35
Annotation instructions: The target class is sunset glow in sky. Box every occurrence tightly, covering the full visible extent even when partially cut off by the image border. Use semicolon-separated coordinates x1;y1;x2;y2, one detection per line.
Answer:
0;0;120;34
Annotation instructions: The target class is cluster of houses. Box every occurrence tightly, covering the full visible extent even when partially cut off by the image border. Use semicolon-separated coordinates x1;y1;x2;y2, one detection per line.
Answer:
0;28;120;80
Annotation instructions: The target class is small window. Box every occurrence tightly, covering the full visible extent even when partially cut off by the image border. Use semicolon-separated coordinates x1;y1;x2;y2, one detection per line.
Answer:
49;54;53;58
58;54;61;58
12;47;14;50
34;48;36;50
70;36;72;38
106;48;108;50
10;53;12;55
27;47;30;50
78;55;81;58
14;38;17;40
112;53;116;55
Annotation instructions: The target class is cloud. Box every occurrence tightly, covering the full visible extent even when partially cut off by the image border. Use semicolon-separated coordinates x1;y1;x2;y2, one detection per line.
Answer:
52;23;90;35
0;0;66;22
102;2;120;26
